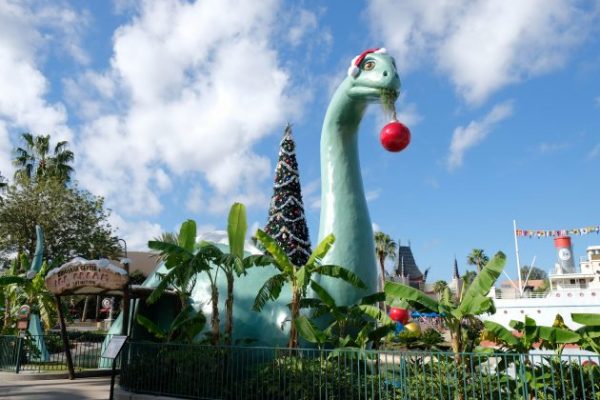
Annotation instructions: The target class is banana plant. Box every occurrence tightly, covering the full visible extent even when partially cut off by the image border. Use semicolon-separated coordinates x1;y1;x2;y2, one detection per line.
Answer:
571;313;600;354
483;315;580;355
385;251;506;361
296;287;394;350
136;305;206;343
253;230;366;348
147;220;216;341
198;203;272;345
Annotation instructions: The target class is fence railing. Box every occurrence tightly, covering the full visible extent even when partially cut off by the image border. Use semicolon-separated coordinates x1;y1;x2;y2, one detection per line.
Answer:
119;342;600;400
0;333;112;373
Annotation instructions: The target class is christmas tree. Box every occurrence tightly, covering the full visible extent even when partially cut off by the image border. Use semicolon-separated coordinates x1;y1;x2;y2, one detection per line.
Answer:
264;124;312;266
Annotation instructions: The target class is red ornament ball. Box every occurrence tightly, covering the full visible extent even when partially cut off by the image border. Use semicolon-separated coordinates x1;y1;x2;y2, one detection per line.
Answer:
389;307;410;324
380;120;410;152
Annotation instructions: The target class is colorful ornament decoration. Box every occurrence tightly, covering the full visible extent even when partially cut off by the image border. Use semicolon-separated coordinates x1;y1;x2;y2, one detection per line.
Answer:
404;321;421;335
263;124;312;266
515;225;600;238
389;307;410;324
380;120;411;152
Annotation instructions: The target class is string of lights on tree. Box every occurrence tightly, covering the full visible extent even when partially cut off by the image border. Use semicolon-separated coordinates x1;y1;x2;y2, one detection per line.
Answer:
264;124;312;266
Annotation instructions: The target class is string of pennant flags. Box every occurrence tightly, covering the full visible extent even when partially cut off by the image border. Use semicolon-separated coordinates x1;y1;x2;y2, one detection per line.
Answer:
515;225;600;238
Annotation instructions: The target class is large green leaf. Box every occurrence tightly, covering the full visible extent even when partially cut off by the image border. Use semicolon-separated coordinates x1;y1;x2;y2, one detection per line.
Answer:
0;276;27;286
253;273;287;311
458;251;505;317
384;281;439;312
306;234;335;266
295;315;328;345
483;320;521;347
310;280;337;309
315;265;366;289
227;203;247;259
359;292;385;305
256;229;293;273
136;314;167;340
538;326;580;345
358;304;394;325
147;269;177;304
572;313;600;326
178;220;197;252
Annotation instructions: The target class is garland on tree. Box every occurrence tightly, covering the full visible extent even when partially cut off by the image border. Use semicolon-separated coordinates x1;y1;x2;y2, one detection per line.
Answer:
264;124;312;266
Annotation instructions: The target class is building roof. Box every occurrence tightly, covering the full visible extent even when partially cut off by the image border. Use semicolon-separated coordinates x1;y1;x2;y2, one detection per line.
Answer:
394;245;423;280
123;251;160;276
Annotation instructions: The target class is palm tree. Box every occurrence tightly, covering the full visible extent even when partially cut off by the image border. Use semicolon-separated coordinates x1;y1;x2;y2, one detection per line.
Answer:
253;230;365;348
467;248;489;272
13;133;74;184
432;280;448;299
374;232;396;310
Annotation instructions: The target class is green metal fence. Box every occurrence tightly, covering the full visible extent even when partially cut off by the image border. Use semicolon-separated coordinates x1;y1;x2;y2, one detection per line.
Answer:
119;342;600;400
0;333;112;373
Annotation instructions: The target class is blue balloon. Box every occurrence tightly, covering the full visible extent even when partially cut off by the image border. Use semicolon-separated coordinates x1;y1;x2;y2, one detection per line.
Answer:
395;322;405;333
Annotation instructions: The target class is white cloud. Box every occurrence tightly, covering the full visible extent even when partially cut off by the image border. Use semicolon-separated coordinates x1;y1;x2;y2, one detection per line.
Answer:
0;2;83;146
587;143;600;160
186;186;204;214
72;0;302;218
366;188;381;202
287;9;318;46
109;213;163;251
538;142;568;154
447;101;513;170
367;0;593;104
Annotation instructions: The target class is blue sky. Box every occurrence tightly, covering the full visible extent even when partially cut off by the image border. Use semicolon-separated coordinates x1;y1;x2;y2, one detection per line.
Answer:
0;0;599;283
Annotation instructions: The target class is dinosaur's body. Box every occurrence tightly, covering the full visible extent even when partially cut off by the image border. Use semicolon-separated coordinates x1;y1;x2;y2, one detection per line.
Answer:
105;49;400;346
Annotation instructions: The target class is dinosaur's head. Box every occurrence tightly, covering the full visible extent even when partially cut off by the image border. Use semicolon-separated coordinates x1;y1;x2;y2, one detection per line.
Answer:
346;48;400;103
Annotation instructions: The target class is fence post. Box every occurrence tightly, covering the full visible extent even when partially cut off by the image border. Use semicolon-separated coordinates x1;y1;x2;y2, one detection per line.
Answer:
14;336;23;374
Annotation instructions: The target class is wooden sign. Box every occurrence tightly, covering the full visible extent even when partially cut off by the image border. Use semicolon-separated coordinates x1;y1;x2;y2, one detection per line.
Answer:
45;258;128;295
101;335;128;359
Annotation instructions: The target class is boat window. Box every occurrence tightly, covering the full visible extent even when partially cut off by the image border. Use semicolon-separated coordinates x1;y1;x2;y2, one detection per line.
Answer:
570;279;576;284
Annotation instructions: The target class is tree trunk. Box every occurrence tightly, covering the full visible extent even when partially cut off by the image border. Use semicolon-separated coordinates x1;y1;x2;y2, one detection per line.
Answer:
224;274;234;346
378;255;387;312
81;296;89;322
287;289;299;349
450;323;464;400
210;285;220;346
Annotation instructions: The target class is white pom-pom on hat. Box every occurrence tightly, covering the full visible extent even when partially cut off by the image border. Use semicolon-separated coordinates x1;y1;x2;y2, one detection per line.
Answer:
347;47;387;78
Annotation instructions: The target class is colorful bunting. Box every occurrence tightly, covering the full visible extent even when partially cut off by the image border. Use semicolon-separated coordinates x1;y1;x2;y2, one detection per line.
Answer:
515;225;600;238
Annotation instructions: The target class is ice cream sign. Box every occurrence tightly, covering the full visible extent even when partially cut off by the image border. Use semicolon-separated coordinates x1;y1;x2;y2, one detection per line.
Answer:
45;258;128;295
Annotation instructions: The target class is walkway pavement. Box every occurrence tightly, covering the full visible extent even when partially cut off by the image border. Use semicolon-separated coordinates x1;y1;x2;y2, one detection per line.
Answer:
0;376;111;399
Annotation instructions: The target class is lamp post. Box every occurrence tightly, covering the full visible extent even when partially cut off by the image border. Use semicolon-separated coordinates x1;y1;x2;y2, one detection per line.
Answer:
118;238;131;337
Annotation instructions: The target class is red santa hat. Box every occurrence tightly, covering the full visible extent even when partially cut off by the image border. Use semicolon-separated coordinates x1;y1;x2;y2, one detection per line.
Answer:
347;47;387;78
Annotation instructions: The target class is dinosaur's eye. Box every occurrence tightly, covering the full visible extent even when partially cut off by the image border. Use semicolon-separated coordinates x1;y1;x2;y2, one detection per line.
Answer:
363;60;376;71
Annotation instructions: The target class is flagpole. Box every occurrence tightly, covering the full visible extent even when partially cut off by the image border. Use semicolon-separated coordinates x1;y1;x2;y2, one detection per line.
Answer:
513;219;523;296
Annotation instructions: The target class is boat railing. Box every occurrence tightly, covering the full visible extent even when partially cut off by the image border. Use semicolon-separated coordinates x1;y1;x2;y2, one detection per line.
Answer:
494;289;548;299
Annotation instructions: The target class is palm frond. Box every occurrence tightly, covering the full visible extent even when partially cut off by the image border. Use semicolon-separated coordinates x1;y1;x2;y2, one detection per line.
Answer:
253;273;287;311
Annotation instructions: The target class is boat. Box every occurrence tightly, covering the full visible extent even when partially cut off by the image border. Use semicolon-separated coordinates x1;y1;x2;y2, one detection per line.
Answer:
483;235;600;328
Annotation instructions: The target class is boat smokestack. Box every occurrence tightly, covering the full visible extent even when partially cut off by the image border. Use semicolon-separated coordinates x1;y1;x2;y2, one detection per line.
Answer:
554;236;576;273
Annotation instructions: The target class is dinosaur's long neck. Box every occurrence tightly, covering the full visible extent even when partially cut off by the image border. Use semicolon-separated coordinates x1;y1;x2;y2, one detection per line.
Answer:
318;79;378;305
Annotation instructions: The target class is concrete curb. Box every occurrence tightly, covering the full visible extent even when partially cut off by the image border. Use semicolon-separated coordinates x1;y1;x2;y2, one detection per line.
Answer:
0;369;115;381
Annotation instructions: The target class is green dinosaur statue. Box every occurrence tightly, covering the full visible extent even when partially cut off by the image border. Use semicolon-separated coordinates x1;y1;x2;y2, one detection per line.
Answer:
317;48;400;306
104;48;401;346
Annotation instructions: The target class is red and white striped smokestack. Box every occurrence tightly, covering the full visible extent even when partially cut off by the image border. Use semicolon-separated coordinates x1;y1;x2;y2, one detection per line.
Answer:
554;236;575;273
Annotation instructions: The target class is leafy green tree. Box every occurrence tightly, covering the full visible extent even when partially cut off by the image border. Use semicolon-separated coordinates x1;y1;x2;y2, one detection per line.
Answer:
520;265;548;281
13;133;74;185
253;230;366;348
0;179;120;264
467;248;489;272
0;172;7;194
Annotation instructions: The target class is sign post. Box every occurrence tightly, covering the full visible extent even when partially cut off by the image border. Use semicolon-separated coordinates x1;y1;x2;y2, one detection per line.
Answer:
102;335;128;400
14;305;31;373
